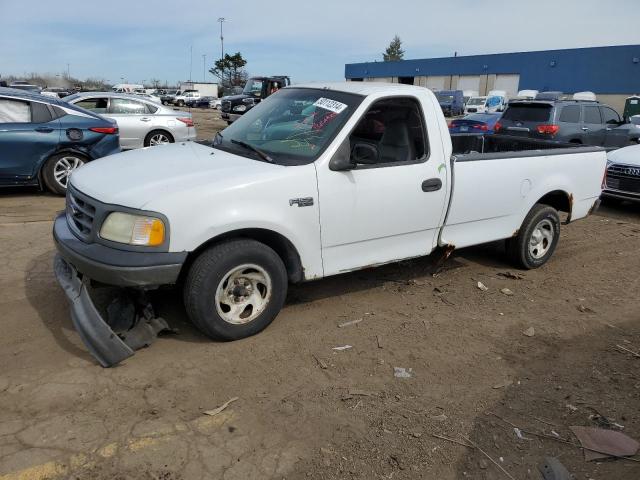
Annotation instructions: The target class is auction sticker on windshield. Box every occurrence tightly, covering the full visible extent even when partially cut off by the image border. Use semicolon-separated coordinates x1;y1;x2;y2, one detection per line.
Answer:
314;97;348;114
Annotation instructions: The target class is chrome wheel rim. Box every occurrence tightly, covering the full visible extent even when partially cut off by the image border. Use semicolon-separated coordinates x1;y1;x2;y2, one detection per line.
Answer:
53;156;84;188
215;264;272;325
529;219;554;259
149;133;170;146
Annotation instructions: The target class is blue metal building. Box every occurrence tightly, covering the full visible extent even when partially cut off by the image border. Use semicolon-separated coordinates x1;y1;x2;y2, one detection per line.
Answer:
345;44;640;112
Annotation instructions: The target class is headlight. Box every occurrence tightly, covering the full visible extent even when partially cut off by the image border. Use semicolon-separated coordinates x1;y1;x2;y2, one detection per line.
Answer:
100;212;165;246
233;104;247;112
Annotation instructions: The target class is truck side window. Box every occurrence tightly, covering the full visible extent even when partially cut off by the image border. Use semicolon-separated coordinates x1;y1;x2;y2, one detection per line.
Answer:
349;97;427;166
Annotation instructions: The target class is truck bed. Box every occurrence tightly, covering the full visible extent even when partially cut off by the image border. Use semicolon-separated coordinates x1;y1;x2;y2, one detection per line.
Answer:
451;133;601;158
441;135;606;249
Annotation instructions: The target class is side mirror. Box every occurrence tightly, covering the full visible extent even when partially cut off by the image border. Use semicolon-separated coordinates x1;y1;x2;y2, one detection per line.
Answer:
351;143;378;164
329;140;356;171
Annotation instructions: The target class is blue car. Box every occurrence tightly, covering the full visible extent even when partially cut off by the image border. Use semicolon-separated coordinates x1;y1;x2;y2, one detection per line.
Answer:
448;113;502;134
0;87;121;195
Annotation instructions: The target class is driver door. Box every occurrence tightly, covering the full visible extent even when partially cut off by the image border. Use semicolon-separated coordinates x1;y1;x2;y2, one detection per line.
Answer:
316;96;449;276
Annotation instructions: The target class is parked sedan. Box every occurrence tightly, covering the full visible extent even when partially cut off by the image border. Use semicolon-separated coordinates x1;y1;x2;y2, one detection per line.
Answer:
0;87;120;194
602;144;640;203
449;113;502;134
64;92;197;149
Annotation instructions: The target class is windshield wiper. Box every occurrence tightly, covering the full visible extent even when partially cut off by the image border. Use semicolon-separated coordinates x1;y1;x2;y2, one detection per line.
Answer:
230;139;275;164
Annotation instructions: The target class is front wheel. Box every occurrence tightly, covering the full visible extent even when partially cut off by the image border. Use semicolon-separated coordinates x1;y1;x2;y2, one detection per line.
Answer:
506;204;560;269
184;239;288;340
42;153;86;195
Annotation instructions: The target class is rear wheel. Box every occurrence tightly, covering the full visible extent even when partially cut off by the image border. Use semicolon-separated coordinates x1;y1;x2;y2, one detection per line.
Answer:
506;204;560;269
144;130;174;147
176;100;184;107
42;153;86;195
184;239;288;340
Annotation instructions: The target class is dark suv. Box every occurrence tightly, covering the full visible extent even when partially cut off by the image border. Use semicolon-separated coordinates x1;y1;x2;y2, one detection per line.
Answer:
496;95;638;148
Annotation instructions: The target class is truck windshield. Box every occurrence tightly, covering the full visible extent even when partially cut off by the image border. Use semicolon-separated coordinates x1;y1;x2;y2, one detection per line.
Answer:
213;88;364;166
243;79;264;98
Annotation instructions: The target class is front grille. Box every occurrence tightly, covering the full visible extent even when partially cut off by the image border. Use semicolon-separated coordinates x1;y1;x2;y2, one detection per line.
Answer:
606;164;640;194
221;100;232;113
66;189;97;240
467;108;477;113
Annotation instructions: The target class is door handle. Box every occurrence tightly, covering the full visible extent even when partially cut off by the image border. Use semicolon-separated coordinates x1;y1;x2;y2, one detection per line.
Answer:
581;127;589;131
35;127;54;133
606;127;613;131
422;178;442;192
140;117;151;122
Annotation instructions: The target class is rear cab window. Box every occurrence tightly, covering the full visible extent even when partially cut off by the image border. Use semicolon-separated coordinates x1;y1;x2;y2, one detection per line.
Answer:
501;103;552;123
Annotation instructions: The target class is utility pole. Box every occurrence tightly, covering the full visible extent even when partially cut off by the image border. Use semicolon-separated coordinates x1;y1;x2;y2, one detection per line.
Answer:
202;54;206;82
66;63;70;78
189;45;193;81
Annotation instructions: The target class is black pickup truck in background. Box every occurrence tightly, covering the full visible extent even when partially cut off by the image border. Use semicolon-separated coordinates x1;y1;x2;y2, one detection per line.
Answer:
496;92;639;148
221;76;291;124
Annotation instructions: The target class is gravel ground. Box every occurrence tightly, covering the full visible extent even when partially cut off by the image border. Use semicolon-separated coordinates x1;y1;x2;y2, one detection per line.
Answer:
0;117;639;479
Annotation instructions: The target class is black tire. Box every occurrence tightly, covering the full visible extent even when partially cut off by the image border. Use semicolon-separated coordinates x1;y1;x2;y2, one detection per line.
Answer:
506;204;561;269
42;152;87;195
184;239;288;341
144;130;174;147
176;100;184;107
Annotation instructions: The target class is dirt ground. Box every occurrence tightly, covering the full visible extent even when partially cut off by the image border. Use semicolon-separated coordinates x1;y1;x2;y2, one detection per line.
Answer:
1;109;639;479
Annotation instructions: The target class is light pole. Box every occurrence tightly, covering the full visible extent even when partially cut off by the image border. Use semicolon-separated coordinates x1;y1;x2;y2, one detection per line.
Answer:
66;63;70;79
202;54;206;82
218;18;226;61
218;17;226;84
189;45;193;82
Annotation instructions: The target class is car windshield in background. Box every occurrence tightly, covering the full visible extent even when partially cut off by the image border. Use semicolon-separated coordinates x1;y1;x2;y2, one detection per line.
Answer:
468;98;486;105
502;103;552;122
243;80;264;97
213;88;364;166
437;95;454;103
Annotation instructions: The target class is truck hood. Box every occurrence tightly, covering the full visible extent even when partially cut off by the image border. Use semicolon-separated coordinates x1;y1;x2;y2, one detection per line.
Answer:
607;144;640;167
70;142;281;209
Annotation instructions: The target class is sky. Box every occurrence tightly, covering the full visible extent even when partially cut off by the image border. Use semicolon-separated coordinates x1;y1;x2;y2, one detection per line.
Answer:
0;0;638;86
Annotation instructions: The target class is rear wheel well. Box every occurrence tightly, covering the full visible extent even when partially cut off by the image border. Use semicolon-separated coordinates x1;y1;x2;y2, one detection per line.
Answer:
182;229;304;284
536;190;573;222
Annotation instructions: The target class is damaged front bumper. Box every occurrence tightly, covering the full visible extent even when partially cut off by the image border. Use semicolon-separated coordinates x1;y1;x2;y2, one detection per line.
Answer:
54;255;174;367
53;214;186;367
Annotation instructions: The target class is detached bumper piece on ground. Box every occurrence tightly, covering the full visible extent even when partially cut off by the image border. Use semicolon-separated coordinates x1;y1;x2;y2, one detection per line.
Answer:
54;255;173;367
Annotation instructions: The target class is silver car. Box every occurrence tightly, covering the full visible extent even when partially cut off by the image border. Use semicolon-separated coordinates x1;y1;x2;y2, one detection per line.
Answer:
63;92;197;149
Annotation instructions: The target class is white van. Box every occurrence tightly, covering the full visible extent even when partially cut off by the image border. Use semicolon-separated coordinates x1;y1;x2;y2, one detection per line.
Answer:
463;90;479;107
465;96;488;114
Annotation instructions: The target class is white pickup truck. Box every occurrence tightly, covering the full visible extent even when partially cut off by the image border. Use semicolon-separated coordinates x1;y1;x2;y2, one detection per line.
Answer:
53;82;606;366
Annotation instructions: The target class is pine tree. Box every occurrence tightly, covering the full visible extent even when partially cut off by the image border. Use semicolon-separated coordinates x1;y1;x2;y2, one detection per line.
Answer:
383;35;405;62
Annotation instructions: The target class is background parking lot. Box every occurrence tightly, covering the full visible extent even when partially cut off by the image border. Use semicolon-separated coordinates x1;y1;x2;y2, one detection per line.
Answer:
0;112;638;478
